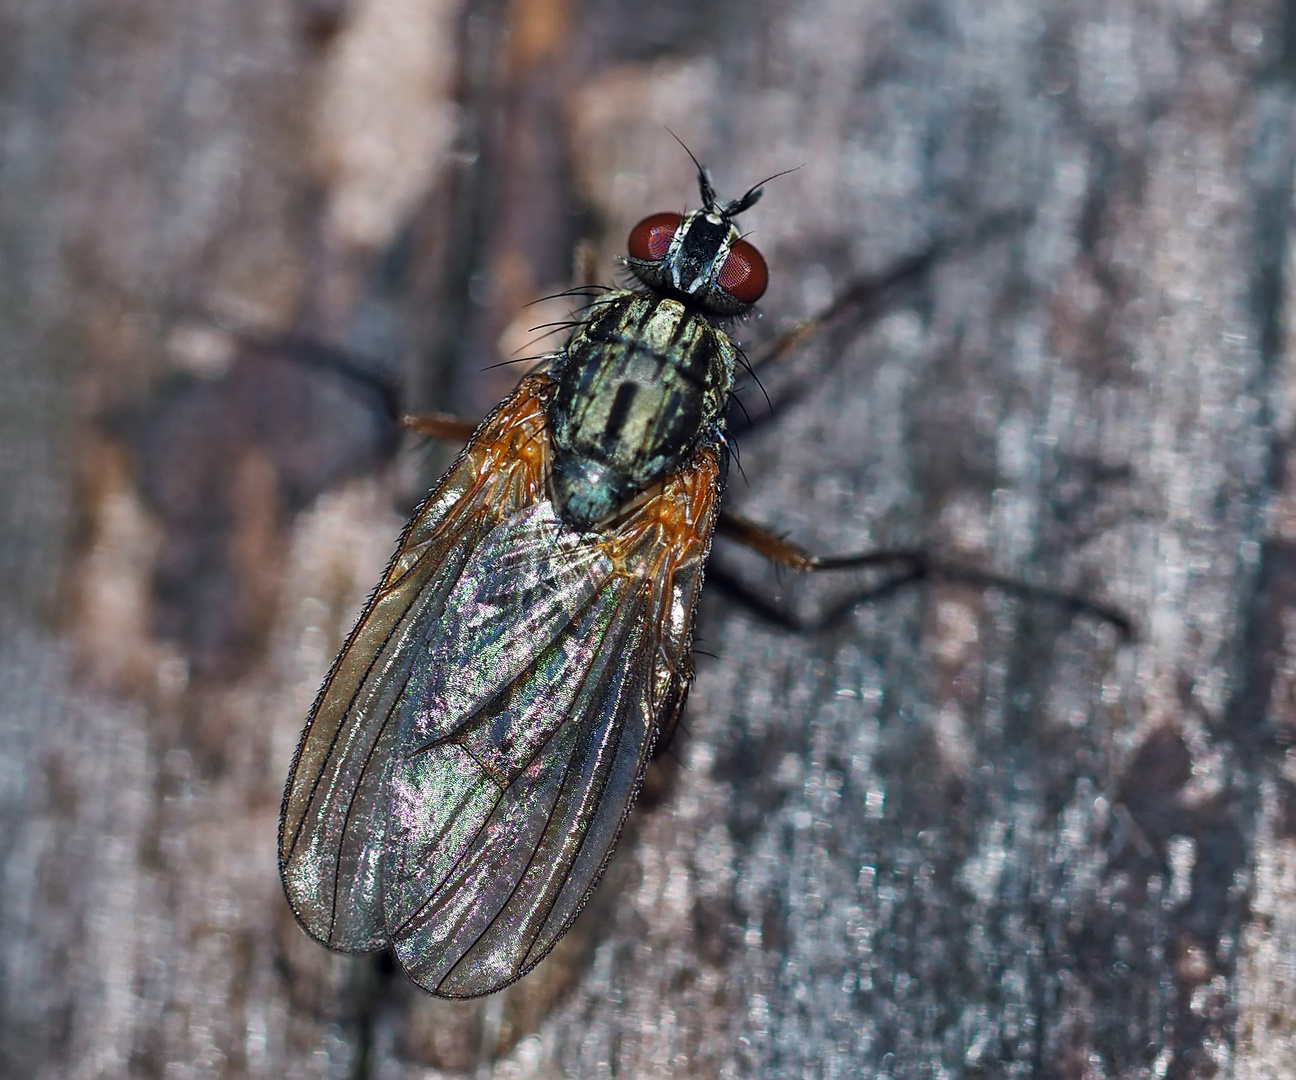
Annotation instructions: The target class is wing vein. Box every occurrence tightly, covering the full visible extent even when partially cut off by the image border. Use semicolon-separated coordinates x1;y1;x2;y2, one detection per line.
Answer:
325;652;415;939
285;541;450;864
387;572;614;944
320;541;486;936
431;587;641;992
518;589;654;970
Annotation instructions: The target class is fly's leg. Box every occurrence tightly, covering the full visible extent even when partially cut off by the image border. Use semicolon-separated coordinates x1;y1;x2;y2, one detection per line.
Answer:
731;211;1030;435
713;509;1134;639
747;243;943;376
403;414;479;442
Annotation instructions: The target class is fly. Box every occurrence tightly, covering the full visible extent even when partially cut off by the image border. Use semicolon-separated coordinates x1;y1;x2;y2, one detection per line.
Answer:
278;158;1129;998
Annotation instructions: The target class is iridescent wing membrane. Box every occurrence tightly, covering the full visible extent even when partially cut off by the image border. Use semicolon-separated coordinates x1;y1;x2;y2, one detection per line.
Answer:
279;372;720;997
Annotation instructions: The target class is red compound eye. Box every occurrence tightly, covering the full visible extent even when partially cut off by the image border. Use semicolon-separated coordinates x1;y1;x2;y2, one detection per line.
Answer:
716;238;768;305
627;212;682;262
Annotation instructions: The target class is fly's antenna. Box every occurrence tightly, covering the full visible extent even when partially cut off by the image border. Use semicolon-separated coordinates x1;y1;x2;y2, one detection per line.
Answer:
666;129;719;212
665;129;801;222
722;165;802;219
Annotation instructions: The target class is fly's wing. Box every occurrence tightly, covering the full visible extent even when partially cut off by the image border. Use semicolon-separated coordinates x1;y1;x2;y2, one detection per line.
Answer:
279;367;721;997
279;374;557;951
385;448;721;997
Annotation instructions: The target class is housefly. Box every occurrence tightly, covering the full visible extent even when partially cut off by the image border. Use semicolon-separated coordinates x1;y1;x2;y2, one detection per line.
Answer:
278;161;1128;999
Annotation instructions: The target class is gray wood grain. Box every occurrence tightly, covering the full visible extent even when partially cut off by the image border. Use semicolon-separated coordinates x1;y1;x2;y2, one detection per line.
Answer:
3;0;1295;1076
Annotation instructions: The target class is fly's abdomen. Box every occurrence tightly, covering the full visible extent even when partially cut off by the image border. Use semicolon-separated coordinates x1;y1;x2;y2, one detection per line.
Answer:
549;293;733;528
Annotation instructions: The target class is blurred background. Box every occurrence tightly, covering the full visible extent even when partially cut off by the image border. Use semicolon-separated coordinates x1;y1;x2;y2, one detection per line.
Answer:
3;0;1296;1075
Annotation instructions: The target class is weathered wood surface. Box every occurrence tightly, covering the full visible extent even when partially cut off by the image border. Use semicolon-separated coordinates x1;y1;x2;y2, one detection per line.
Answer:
3;0;1296;1076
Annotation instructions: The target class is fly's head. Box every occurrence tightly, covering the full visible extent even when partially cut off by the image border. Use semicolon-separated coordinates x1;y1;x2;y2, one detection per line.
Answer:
624;165;770;318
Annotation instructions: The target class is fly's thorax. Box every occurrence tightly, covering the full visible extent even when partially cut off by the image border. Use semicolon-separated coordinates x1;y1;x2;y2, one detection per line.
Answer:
549;291;735;530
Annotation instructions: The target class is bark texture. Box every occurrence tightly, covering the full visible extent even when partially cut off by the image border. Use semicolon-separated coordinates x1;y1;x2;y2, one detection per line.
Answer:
3;0;1296;1076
